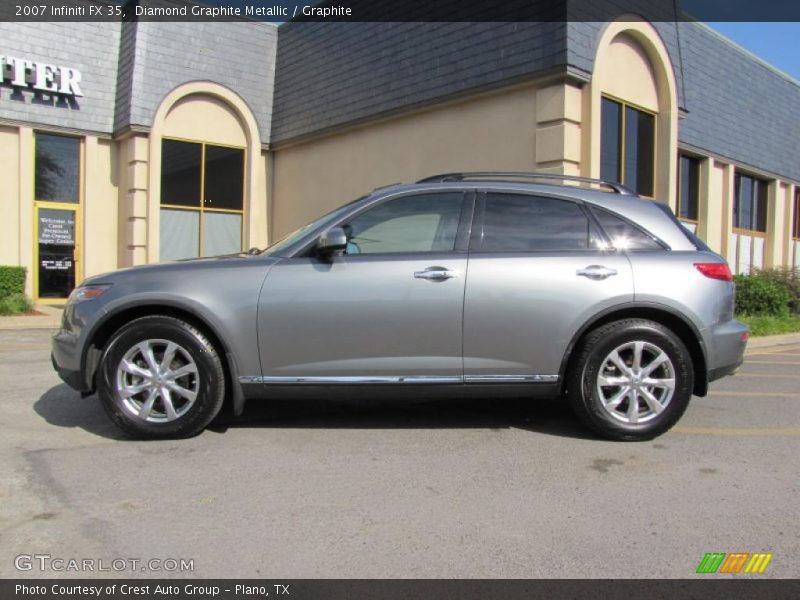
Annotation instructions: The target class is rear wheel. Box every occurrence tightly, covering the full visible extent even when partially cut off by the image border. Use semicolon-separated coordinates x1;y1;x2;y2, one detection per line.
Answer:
567;319;693;441
97;316;225;439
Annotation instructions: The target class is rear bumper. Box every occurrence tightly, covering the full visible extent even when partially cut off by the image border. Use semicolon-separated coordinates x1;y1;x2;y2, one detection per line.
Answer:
707;319;748;384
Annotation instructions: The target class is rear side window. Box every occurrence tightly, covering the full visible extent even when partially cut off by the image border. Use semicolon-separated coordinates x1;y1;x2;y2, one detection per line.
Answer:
477;193;601;252
591;207;665;251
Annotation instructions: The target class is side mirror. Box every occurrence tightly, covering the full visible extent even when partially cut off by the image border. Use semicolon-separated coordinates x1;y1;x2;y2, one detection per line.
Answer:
316;226;348;255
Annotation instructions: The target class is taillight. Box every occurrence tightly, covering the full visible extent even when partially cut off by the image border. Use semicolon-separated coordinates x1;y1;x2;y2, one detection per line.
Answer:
694;262;733;282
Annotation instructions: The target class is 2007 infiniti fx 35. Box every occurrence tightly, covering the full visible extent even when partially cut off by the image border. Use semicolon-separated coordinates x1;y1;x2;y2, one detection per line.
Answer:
52;172;748;441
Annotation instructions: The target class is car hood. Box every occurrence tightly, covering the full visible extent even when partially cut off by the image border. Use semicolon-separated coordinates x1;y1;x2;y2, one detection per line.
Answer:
81;253;278;286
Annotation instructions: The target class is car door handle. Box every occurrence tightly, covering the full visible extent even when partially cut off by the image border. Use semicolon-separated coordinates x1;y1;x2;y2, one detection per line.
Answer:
576;265;618;280
414;267;460;281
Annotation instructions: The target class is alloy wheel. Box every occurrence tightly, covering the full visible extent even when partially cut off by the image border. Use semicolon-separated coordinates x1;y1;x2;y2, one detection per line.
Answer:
115;339;199;422
595;340;676;424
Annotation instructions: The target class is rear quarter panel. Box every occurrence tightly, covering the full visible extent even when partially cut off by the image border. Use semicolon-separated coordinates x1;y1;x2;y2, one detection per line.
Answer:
626;250;735;348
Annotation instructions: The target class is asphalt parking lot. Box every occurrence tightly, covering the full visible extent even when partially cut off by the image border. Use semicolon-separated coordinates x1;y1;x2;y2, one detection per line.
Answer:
1;328;798;579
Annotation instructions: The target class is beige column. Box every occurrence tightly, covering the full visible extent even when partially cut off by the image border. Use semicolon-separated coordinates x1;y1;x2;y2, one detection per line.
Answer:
534;83;582;175
18;127;34;297
0;126;20;268
264;150;275;245
247;149;269;250
83;137;119;278
118;134;149;267
719;162;735;262
764;180;785;268
697;158;725;254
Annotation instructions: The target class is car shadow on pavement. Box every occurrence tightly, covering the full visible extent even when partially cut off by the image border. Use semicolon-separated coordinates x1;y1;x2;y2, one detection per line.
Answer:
34;384;598;441
210;395;599;441
34;384;129;441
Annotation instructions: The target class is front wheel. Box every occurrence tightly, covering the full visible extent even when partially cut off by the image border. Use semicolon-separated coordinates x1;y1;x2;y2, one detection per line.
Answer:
97;316;226;439
567;319;694;441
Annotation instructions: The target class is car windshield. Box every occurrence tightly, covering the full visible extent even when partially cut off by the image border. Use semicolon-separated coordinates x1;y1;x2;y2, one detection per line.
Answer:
260;196;367;257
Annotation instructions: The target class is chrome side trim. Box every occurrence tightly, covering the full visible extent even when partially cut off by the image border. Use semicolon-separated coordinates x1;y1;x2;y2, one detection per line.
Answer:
239;374;559;384
463;374;559;383
238;375;462;385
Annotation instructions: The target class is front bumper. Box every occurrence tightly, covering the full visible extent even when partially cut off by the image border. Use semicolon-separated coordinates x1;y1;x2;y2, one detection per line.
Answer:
51;351;84;390
51;326;88;392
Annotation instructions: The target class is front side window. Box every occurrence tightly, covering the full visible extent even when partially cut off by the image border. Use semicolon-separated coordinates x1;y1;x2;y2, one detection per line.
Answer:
791;188;799;241
160;139;245;260
477;193;601;252
678;154;700;222
600;96;655;197
733;172;768;233
342;193;463;255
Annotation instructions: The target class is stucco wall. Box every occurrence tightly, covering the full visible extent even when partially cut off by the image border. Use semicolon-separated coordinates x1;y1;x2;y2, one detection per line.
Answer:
271;83;540;238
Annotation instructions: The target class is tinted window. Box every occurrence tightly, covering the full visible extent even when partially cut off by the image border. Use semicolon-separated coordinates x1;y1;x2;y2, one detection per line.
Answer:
479;194;599;252
161;140;202;207
592;208;664;251
793;189;800;240
600;98;622;184
204;145;244;211
623;106;655;197
733;172;768;233
35;133;80;203
342;193;462;254
600;97;656;197
678;155;700;221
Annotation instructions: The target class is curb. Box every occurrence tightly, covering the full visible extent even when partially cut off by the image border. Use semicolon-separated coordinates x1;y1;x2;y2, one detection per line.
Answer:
745;332;800;351
0;305;63;330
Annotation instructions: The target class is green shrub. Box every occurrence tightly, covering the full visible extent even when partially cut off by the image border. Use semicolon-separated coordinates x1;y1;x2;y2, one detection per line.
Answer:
734;272;792;317
751;267;800;315
0;266;26;299
0;293;33;316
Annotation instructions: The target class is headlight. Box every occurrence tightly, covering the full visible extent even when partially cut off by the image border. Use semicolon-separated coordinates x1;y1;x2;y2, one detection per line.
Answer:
67;284;113;304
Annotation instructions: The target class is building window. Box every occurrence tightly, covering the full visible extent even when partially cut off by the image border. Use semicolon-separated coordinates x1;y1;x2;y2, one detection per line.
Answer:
793;188;800;241
733;172;768;234
677;154;700;222
160;139;245;261
600;96;655;197
35;133;80;203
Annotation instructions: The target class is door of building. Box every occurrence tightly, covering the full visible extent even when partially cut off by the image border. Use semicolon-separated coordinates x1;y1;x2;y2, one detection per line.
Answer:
34;203;81;302
33;132;83;303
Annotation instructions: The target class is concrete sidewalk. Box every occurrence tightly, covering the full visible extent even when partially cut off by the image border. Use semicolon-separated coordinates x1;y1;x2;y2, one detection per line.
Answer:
745;331;800;350
0;304;63;330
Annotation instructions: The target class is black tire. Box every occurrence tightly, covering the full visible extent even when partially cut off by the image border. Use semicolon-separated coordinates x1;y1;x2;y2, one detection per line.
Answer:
97;315;226;440
567;319;693;441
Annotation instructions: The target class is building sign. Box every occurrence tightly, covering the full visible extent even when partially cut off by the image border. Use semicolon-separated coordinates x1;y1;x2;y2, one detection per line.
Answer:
38;209;76;246
0;56;83;97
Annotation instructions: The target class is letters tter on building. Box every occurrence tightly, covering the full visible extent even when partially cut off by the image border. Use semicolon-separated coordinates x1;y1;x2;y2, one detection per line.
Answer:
0;56;83;97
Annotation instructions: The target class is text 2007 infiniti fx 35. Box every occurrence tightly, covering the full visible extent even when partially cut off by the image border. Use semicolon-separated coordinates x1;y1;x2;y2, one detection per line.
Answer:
51;172;748;441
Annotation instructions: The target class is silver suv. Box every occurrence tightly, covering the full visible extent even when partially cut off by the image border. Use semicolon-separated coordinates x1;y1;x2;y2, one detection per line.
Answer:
52;172;748;441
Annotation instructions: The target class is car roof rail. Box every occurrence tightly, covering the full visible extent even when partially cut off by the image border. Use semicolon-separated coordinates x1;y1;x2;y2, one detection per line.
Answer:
416;172;637;195
372;182;403;192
